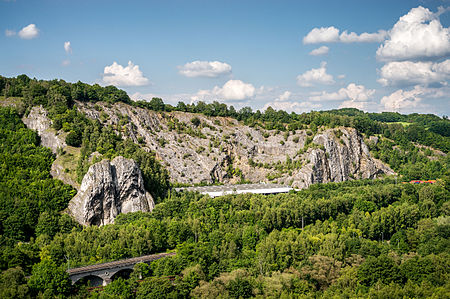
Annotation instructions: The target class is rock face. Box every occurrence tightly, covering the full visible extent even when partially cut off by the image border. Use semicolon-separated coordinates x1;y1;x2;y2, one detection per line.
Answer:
22;106;66;154
68;156;154;226
289;128;394;189
76;101;395;189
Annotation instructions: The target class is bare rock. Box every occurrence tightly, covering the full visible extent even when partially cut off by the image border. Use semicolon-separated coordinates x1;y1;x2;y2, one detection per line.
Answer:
68;156;154;226
76;101;395;188
368;136;379;145
291;128;394;188
22;106;66;154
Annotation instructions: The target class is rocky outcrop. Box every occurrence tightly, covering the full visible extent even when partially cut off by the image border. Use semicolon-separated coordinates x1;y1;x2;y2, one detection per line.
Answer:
68;156;154;226
290;128;394;189
22;106;66;154
210;155;232;183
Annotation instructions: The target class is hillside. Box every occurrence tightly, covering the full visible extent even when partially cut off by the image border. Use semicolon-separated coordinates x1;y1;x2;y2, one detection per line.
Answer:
2;75;448;189
0;75;449;298
74;101;395;187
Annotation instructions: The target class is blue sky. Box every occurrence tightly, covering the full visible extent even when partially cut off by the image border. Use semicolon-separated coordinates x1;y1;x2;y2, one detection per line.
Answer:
1;0;449;116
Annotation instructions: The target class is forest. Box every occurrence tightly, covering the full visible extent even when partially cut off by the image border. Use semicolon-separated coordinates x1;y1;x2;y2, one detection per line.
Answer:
0;75;449;298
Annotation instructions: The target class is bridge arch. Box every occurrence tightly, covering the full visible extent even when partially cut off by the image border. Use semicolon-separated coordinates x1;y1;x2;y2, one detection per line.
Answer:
74;275;104;287
110;268;133;281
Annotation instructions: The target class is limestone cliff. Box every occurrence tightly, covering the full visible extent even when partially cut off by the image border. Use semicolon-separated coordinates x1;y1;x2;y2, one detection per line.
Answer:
76;101;394;189
289;128;394;189
68;156;154;226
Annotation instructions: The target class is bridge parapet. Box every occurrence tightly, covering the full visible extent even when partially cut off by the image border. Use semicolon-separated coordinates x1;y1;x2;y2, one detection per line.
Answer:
68;252;175;286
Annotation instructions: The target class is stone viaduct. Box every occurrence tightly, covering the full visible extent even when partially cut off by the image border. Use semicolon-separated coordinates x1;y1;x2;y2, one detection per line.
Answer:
67;252;175;286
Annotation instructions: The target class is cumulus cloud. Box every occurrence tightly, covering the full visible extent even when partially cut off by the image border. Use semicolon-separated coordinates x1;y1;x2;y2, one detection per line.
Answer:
191;79;256;102
261;90;321;113
338;101;365;110
130;92;159;101
377;6;450;61
64;41;72;54
303;26;340;44
380;85;425;110
303;26;387;44
297;62;335;87
309;46;329;56
18;24;39;39
212;79;255;100
103;61;150;86
278;91;292;101
378;59;450;86
5;29;15;37
380;85;449;112
309;83;375;102
339;30;387;43
262;100;322;113
179;61;232;78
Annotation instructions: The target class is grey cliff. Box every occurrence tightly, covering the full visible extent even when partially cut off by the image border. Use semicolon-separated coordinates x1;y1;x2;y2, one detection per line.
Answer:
77;101;394;189
68;156;154;226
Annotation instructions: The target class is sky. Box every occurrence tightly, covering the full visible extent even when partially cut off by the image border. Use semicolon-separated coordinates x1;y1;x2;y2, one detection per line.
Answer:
1;0;449;116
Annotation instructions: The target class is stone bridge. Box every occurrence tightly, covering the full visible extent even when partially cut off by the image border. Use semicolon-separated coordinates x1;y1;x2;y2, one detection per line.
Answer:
67;252;176;286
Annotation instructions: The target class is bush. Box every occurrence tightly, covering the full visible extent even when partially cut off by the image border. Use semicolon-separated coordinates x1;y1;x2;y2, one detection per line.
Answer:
191;117;201;127
357;255;401;286
65;130;82;147
28;259;71;296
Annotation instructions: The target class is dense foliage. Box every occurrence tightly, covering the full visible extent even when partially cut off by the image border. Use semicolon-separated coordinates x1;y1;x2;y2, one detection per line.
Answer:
2;178;448;298
0;75;449;298
0;107;77;278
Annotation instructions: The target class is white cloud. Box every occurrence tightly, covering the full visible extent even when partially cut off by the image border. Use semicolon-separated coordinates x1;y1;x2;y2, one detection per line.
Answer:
130;92;159;101
303;26;340;44
337;74;346;79
103;61;150;86
64;41;72;54
262;100;322;113
339;30;387;43
309;83;375;102
263;90;322;113
278;91;291;101
178;60;232;78
213;79;255;100
339;100;369;110
303;26;387;44
61;60;70;67
297;62;335;87
380;85;449;112
309;46;329;56
5;29;15;37
378;59;450;86
256;86;275;95
380;85;425;110
191;79;256;102
377;6;450;61
18;24;39;39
